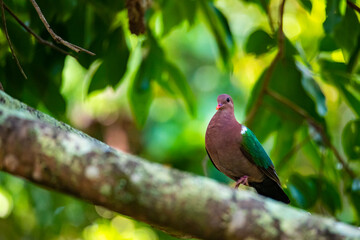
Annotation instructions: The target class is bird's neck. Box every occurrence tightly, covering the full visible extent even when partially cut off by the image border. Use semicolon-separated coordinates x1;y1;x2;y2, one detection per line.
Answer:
210;109;238;128
218;109;236;120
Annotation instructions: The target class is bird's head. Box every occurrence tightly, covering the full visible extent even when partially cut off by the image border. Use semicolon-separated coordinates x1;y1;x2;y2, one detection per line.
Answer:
216;94;234;111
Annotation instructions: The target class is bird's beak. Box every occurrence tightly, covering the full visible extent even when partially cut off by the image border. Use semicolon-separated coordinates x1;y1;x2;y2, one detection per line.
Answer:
216;104;222;110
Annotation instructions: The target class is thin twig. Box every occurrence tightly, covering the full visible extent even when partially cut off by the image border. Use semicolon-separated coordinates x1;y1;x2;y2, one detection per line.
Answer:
3;3;74;57
0;81;3;91
266;88;356;179
347;0;360;13
266;89;313;121
245;0;286;126
0;0;27;79
29;0;95;56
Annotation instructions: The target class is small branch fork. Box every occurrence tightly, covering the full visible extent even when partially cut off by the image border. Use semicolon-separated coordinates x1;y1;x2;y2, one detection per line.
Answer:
29;0;95;56
0;0;95;79
244;0;355;179
3;3;73;57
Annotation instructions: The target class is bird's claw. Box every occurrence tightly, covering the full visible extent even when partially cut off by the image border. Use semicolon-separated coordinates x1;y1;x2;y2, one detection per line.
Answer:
235;175;249;188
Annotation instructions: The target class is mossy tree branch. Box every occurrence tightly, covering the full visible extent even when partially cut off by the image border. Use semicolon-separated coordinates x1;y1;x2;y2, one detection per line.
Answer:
0;91;359;240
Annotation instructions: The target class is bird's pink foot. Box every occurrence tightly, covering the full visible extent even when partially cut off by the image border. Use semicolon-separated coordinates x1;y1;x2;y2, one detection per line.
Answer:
235;176;249;188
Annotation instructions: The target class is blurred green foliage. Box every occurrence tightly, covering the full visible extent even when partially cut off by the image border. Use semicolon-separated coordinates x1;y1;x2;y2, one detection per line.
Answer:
0;0;360;239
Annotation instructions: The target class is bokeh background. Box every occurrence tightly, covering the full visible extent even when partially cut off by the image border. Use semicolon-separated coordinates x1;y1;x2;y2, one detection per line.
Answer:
0;0;360;239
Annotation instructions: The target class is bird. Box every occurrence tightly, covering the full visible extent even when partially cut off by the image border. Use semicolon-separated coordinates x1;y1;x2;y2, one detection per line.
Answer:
205;94;290;204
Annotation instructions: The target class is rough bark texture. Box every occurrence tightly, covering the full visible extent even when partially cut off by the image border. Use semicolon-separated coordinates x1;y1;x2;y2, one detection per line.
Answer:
126;0;151;35
0;91;359;240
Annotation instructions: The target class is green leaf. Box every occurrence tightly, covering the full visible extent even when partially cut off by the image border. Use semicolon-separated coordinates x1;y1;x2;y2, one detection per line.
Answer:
246;105;282;142
245;29;275;56
160;0;198;36
338;83;360;116
243;0;269;12
283;37;298;58
296;61;327;116
198;0;234;69
246;40;328;148
267;55;323;123
213;6;235;52
349;179;360;222
88;27;130;93
334;6;360;62
161;1;187;36
320;61;360;117
129;31;164;127
347;35;360;73
271;122;299;172
317;177;342;214
129;58;154;127
76;11;109;69
323;0;342;34
162;61;196;116
342;119;360;160
301;129;323;169
288;174;318;209
183;0;198;25
6;19;34;62
297;0;312;13
87;61;108;92
245;42;304;130
319;35;338;52
42;81;66;119
4;55;26;101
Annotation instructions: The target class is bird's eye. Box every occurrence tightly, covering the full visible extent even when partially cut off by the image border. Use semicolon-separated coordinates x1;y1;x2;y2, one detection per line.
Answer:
226;97;230;102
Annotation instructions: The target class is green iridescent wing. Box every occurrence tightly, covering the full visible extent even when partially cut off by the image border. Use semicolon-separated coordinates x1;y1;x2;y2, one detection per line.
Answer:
239;126;281;185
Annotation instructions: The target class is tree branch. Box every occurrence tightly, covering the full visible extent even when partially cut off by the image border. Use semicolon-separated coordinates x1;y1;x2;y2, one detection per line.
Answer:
0;0;27;79
126;0;148;35
347;0;360;13
3;3;74;57
0;91;360;239
245;0;286;126
29;0;95;55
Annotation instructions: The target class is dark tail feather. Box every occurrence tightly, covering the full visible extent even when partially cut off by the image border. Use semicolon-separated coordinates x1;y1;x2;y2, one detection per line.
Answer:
250;177;290;204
